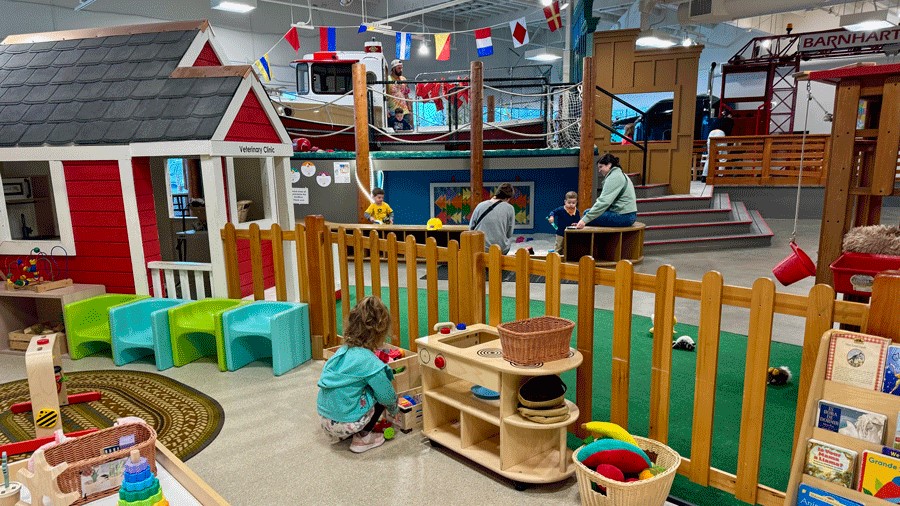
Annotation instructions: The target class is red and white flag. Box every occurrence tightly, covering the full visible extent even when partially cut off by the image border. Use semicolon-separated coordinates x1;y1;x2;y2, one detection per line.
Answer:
544;1;562;32
509;18;529;48
283;27;300;52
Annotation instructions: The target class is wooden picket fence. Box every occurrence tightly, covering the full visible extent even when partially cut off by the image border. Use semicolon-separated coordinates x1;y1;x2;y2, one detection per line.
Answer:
221;216;871;506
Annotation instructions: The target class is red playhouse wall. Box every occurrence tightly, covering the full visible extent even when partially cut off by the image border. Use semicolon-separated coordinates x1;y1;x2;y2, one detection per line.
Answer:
224;92;282;143
0;161;137;293
132;158;161;295
193;41;222;66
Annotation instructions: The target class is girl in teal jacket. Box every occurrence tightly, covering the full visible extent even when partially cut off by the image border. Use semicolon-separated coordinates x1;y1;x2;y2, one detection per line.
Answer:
317;296;399;453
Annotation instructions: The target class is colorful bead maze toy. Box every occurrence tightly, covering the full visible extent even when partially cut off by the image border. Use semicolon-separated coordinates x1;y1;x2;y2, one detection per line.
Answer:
118;450;167;506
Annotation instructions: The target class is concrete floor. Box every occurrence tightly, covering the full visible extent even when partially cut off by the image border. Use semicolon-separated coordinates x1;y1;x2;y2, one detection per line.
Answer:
0;202;897;505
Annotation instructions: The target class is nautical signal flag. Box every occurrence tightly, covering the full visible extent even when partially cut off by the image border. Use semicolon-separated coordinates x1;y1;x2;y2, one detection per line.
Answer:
509;18;529;47
283;27;300;52
396;32;412;60
358;24;368;33
319;27;336;51
434;33;451;61
254;53;271;82
474;28;493;57
544;1;562;32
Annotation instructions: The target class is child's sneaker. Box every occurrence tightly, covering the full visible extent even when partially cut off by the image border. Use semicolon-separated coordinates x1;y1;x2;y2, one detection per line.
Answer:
349;431;385;453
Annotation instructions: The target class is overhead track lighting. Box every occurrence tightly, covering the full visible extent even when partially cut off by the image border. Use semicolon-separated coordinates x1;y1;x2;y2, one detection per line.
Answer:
524;47;564;62
636;31;677;49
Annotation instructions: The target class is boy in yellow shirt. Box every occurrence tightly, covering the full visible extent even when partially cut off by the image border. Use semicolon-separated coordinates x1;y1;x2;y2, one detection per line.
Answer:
364;188;394;224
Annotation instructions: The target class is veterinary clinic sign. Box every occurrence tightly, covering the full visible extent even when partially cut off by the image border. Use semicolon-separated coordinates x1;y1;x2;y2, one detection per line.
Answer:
799;27;900;52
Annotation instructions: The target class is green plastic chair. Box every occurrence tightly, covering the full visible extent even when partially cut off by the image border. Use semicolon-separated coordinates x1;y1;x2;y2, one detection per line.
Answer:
64;294;149;360
168;299;249;369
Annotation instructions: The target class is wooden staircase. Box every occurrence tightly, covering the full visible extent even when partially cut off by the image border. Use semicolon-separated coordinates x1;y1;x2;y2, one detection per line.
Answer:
633;184;774;253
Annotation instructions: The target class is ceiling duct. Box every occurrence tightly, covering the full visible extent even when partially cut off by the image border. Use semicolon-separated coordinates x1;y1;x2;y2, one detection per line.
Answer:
678;0;846;24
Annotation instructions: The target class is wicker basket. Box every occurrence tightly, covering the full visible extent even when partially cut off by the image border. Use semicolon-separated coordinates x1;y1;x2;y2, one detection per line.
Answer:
236;200;252;223
573;436;680;506
42;422;157;505
497;316;575;365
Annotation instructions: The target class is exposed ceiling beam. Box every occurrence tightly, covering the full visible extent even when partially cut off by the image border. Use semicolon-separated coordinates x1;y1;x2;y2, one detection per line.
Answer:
375;0;473;25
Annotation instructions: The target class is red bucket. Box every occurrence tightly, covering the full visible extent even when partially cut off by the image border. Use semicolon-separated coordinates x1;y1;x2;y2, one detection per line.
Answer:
772;242;816;286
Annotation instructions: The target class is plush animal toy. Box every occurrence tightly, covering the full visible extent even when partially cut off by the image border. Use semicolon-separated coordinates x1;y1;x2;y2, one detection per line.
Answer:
767;366;792;386
672;336;696;351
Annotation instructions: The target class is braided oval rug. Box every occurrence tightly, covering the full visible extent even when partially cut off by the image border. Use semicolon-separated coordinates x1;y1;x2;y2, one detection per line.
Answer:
0;370;224;462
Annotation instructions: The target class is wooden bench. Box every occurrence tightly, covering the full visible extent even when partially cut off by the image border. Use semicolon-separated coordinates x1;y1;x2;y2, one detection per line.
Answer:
563;222;645;267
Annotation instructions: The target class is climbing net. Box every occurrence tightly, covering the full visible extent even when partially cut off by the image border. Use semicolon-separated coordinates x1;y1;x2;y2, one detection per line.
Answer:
483;82;582;148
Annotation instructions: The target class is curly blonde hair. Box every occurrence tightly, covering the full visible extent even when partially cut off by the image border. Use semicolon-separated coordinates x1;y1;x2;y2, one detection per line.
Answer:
343;296;391;350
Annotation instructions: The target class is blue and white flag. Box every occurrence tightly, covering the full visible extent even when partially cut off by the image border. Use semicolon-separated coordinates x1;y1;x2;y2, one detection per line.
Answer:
254;53;271;82
396;32;412;60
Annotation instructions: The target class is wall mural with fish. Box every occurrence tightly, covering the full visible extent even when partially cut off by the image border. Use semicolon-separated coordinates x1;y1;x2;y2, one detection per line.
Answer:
430;182;534;229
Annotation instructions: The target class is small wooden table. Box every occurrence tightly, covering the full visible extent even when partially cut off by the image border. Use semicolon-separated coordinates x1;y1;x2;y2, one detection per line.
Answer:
564;222;645;267
416;324;583;489
0;283;105;353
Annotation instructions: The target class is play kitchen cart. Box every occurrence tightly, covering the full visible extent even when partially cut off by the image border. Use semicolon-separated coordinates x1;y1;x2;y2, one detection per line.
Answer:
415;324;583;490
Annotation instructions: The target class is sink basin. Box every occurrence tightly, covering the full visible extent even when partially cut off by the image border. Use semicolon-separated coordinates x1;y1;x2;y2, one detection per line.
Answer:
438;331;499;349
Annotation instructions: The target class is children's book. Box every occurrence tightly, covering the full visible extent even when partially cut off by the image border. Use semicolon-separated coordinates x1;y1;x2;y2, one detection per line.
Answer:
826;332;891;391
883;345;900;396
797;484;863;506
805;439;858;488
883;446;900;459
817;400;887;444
858;450;900;501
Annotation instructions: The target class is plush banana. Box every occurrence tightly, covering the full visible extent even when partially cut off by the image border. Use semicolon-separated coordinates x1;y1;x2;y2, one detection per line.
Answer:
581;421;638;446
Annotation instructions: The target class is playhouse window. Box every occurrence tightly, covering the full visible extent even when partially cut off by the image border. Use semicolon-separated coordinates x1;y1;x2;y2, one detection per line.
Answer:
227;157;276;226
0;160;74;256
166;158;204;219
311;63;352;95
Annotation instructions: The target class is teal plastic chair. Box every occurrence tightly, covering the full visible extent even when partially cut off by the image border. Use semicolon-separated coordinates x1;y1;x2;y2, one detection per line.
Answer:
64;294;148;360
109;298;186;368
168;299;249;370
222;302;311;376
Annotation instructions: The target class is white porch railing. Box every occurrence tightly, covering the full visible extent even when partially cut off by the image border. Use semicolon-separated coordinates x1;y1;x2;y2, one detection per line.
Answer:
148;261;213;300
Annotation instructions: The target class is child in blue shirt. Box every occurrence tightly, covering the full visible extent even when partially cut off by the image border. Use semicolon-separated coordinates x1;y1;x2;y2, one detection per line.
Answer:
317;296;398;453
546;191;580;256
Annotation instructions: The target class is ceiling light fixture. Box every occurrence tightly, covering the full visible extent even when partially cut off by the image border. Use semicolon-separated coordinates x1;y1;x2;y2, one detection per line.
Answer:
681;37;693;47
840;10;899;32
541;0;553;5
419;42;429;55
524;47;563;62
636;31;677;49
560;2;569;9
211;0;257;13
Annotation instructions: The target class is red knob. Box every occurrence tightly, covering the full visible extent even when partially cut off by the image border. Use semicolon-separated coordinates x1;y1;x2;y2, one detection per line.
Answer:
434;356;446;369
440;327;451;334
36;338;50;345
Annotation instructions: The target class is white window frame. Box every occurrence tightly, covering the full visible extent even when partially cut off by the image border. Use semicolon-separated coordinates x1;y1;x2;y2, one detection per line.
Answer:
0;160;76;256
163;158;197;220
224;156;278;230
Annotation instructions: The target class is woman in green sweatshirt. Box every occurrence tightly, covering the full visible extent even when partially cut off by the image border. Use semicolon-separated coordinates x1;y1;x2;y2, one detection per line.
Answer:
575;153;638;228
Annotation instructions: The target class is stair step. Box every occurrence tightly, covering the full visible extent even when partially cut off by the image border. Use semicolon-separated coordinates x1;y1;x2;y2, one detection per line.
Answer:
644;218;753;241
633;184;669;199
638;193;732;225
644;209;774;253
636;185;713;212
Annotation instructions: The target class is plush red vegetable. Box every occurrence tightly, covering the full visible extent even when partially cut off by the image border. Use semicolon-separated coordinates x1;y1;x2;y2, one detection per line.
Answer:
594;464;624;482
582;449;651;475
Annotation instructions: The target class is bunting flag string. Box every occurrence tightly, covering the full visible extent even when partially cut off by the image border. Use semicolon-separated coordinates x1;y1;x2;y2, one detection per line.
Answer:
544;1;562;32
434;33;451;61
474;27;493;57
396;32;412;60
319;26;336;51
283;27;300;52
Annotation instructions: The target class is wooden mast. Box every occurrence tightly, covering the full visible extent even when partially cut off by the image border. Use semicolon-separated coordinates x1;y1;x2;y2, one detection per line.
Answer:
470;60;484;209
578;57;595;210
352;63;372;223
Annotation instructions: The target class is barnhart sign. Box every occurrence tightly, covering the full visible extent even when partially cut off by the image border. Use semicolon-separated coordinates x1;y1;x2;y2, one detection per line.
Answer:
799;27;900;52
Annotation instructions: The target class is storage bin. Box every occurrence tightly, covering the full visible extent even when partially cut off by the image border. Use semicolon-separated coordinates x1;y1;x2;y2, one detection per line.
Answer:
830;252;900;297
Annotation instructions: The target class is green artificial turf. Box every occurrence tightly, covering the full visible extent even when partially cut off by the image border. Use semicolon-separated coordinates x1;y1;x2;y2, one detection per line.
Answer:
335;287;801;506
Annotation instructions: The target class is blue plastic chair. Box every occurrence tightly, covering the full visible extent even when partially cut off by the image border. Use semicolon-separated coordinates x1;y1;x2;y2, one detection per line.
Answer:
222;302;311;376
109;298;187;368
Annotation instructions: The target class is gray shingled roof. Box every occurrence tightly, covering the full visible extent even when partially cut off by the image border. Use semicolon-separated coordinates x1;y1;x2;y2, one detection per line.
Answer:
0;29;243;147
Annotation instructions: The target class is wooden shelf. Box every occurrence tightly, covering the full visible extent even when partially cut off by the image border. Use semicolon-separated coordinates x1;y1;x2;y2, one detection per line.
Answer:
504;400;580;430
563;223;644;265
505;447;576;483
425;381;501;426
427;423;502;471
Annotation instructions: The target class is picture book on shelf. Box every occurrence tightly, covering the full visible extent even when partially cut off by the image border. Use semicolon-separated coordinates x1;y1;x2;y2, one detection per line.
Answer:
805;439;858;488
817;400;887;444
883;345;900;396
859;451;900;501
883;446;900;459
797;484;863;506
826;331;891;391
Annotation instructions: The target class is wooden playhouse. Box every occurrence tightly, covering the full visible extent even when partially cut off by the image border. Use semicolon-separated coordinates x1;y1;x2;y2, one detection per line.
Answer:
0;20;295;299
